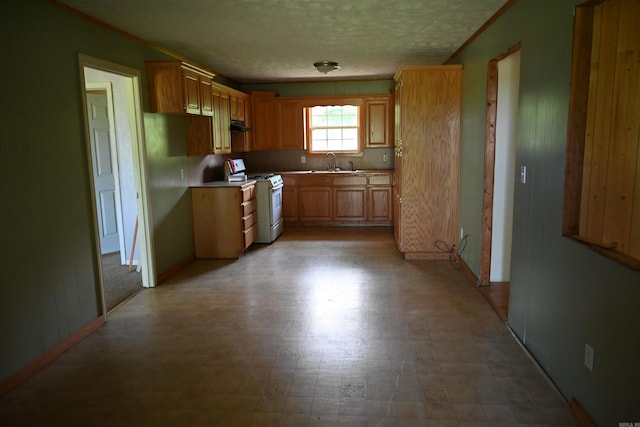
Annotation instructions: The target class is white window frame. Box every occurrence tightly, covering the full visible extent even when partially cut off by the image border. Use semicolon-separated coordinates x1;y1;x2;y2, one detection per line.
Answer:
304;98;363;155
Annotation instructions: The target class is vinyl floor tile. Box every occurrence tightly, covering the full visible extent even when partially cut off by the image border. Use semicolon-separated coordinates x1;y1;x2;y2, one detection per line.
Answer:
0;227;578;426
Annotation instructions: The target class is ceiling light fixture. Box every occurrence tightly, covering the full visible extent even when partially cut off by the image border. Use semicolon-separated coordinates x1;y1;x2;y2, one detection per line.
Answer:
313;61;341;74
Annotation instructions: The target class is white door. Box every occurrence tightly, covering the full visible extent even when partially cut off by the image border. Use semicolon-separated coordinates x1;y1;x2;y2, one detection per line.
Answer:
87;93;119;254
490;50;521;282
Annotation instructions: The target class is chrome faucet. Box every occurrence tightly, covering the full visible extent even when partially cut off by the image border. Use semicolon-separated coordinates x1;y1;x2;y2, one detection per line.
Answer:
325;152;337;171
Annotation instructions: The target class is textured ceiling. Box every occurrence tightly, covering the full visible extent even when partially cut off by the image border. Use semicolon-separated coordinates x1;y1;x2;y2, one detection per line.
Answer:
57;0;508;83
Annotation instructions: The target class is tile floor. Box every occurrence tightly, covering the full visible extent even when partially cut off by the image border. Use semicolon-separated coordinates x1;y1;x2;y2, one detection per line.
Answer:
0;227;578;426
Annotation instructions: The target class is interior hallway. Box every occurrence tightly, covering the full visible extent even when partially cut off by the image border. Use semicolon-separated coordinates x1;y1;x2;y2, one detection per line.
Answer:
0;227;577;426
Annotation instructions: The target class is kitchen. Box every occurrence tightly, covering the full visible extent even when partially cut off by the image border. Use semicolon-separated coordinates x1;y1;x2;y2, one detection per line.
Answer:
2;1;639;425
144;61;462;261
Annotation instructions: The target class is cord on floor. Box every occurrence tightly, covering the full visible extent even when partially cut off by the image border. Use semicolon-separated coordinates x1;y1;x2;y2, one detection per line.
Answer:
435;235;469;269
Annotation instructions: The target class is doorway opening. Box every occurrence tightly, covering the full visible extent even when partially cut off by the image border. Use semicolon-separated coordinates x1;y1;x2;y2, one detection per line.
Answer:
85;84;142;310
79;54;156;317
480;44;521;321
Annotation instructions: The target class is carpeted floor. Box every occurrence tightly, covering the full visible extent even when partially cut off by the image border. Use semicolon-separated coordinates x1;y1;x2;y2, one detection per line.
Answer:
101;252;143;311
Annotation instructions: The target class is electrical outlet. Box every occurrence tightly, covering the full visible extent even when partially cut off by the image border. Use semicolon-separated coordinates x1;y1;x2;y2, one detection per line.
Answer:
460;228;464;239
180;168;184;180
301;155;306;164
383;154;389;162
584;343;594;371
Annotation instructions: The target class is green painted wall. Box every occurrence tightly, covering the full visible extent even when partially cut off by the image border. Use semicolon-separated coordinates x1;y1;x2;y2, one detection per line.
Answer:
453;0;640;423
144;114;193;272
242;80;395;97
0;0;193;382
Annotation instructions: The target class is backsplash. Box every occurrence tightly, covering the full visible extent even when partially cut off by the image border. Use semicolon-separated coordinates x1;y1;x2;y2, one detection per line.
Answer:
188;148;394;184
244;149;394;173
188;153;229;184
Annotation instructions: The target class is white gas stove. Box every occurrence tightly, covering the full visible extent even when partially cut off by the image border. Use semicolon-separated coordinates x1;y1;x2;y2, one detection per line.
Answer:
245;173;284;243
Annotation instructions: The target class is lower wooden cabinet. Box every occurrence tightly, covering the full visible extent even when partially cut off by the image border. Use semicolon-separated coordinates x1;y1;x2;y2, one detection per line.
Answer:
334;187;367;221
282;176;299;222
369;186;392;221
299;187;332;221
281;172;393;225
191;182;257;258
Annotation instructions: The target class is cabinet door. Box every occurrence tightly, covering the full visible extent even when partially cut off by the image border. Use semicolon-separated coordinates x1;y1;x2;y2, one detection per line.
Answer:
186;115;213;155
368;187;392;221
334;187;366;221
394;80;402;146
365;97;391;148
394;190;402;249
231;94;251;152
393;81;403;199
229;95;239;121
182;67;201;115
283;186;299;222
212;89;232;154
237;97;246;122
394;66;461;254
199;76;214;117
299;187;331;221
231;131;250;153
282;175;299;222
212;90;223;153
219;92;231;153
251;92;277;151
277;99;304;150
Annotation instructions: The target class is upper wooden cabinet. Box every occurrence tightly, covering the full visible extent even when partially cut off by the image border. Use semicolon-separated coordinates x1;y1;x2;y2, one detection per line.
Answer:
186;115;213;155
197;72;214;116
230;90;252;153
229;92;247;122
211;85;231;154
394;65;462;259
250;91;277;151
146;60;252;155
276;99;305;150
187;85;232;156
365;96;392;148
146;61;215;116
249;93;392;152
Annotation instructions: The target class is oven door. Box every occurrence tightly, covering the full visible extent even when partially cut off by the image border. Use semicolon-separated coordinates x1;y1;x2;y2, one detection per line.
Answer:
270;184;283;225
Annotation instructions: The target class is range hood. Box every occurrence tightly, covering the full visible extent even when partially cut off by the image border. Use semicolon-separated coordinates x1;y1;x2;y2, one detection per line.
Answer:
230;120;251;132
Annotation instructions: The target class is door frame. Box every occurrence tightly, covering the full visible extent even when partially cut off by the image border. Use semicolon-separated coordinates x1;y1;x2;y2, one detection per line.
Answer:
480;43;521;286
85;84;126;257
78;54;156;319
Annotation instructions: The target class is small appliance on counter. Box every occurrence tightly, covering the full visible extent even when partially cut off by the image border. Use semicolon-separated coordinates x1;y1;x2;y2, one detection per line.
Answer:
224;158;247;182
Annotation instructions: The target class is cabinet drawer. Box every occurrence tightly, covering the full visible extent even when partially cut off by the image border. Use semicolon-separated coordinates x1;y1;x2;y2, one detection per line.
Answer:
242;198;257;216
299;175;332;186
333;176;366;186
369;175;392;185
243;224;257;249
241;184;256;202
242;211;257;230
282;175;298;186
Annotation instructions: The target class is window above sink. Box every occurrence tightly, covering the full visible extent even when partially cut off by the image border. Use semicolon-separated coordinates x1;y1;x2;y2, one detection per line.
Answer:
306;105;360;154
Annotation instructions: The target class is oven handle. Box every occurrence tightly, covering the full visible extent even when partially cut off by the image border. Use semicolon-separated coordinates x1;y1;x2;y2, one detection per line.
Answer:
271;183;284;191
